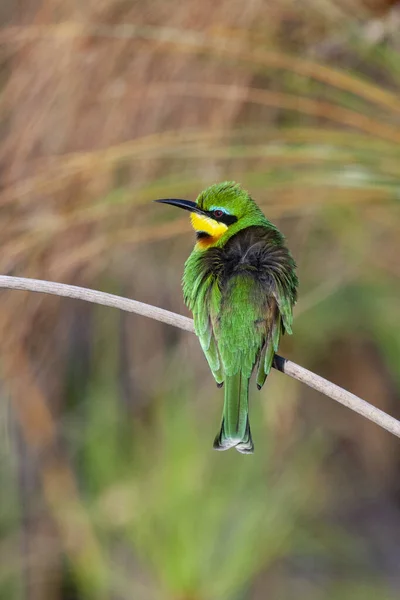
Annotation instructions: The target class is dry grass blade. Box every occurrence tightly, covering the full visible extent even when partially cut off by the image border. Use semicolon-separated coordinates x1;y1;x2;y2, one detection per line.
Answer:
0;129;225;207
2;24;400;115
150;83;400;143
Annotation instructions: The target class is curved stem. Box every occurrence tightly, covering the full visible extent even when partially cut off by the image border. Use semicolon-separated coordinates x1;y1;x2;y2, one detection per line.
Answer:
0;275;399;439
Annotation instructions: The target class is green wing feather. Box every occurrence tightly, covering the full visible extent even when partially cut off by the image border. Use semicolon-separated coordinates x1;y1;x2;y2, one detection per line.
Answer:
256;309;282;390
273;283;294;335
195;283;224;385
184;259;223;384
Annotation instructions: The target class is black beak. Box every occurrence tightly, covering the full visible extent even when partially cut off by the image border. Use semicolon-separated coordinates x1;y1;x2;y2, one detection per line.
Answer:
154;198;205;215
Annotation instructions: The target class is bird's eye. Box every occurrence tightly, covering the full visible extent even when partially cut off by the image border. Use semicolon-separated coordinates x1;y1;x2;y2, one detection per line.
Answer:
213;210;224;219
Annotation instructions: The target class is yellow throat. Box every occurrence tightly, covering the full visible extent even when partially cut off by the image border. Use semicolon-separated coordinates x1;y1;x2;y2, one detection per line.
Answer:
190;212;228;248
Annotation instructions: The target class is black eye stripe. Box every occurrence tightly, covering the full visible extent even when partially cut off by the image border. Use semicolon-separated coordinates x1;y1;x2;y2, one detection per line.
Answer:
206;211;238;226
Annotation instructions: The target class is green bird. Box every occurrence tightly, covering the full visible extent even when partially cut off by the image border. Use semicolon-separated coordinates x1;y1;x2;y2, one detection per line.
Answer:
156;182;298;453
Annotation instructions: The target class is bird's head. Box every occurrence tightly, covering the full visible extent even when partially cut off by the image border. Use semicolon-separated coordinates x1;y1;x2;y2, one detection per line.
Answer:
155;181;264;249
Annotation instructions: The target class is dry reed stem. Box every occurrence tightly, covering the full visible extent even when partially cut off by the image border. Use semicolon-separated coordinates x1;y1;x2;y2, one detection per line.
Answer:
0;275;399;440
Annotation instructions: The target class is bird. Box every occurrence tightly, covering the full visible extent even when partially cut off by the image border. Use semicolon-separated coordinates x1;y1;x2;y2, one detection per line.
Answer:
155;181;298;453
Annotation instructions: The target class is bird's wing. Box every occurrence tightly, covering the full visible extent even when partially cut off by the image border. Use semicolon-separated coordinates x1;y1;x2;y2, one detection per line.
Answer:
192;274;224;385
256;231;297;388
256;298;282;389
256;273;295;389
273;282;294;335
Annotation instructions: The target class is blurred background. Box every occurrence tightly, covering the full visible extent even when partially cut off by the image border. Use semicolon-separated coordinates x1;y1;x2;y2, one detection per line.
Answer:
1;1;400;599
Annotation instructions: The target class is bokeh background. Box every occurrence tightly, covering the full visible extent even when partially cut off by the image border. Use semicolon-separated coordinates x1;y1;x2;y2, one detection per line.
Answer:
1;2;400;599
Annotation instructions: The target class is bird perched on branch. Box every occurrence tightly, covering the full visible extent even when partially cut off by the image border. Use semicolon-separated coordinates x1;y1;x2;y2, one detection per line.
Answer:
156;182;298;453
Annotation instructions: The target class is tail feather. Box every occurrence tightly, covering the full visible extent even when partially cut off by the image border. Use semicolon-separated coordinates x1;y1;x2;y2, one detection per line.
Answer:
213;372;254;454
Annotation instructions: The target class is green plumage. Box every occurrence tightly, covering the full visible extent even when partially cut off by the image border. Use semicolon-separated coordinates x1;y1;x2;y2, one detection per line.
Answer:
157;182;298;453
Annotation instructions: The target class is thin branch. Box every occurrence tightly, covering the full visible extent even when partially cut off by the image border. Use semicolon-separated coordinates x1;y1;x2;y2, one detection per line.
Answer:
0;275;399;439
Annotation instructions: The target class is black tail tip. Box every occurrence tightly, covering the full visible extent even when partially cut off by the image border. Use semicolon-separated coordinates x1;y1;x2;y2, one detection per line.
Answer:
213;434;237;451
213;423;254;454
213;436;254;454
235;440;254;454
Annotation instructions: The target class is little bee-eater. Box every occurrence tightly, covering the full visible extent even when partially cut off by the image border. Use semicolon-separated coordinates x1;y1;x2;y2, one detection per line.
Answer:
156;182;298;453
